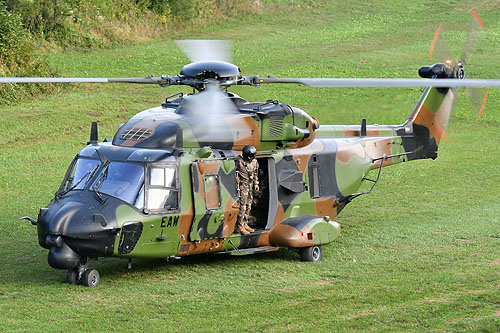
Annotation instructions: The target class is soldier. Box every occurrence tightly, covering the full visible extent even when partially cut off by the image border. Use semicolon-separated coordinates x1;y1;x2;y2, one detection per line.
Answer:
235;145;259;235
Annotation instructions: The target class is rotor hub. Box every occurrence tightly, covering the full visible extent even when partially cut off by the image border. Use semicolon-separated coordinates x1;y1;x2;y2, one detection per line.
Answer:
455;62;465;79
180;61;240;87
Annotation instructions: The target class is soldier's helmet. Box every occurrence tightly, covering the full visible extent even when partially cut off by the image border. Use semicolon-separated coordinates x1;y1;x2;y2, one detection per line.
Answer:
242;145;257;161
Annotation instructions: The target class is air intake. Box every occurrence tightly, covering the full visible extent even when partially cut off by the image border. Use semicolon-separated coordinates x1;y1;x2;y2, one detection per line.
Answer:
269;116;283;137
121;128;152;141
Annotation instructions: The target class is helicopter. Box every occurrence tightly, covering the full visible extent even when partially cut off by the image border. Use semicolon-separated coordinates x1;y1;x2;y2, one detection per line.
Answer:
3;33;500;287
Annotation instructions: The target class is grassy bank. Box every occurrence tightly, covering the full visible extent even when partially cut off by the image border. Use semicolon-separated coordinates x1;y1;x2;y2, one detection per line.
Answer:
0;0;265;104
1;0;500;331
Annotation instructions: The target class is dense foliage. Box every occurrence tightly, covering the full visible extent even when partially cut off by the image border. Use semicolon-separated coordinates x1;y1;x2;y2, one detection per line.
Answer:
1;0;262;49
0;3;56;104
0;0;263;104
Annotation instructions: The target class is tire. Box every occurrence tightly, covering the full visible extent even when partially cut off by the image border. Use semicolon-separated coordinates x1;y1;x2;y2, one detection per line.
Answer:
66;269;78;284
300;245;322;262
81;269;100;287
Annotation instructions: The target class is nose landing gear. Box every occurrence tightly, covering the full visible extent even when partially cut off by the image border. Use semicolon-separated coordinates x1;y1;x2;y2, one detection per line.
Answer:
65;257;100;287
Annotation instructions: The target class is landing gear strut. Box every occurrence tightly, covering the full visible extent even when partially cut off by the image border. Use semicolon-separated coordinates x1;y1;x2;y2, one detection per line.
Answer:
65;257;100;287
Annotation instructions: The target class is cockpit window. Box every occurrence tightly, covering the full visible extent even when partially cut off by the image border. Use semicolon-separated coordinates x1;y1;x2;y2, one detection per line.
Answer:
59;158;100;193
93;162;145;206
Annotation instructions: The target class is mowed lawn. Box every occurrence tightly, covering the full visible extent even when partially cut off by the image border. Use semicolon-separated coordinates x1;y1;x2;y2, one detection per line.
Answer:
1;1;500;331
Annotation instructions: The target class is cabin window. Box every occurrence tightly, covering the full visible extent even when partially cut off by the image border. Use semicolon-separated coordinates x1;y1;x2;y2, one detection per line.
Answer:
150;168;164;186
203;174;221;210
309;165;321;198
150;167;176;188
146;164;179;212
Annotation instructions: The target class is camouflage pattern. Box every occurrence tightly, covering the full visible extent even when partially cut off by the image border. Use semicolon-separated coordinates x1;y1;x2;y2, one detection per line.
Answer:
235;156;259;229
269;216;340;248
34;68;457;273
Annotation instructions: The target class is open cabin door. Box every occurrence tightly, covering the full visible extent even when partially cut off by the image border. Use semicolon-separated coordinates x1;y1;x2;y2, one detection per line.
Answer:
189;159;239;241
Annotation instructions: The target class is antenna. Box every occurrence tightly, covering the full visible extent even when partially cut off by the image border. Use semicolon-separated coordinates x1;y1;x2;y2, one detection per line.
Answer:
88;122;98;145
360;118;367;137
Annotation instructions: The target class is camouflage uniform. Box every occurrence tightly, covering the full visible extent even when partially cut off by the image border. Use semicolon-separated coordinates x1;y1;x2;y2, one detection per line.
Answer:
236;156;259;231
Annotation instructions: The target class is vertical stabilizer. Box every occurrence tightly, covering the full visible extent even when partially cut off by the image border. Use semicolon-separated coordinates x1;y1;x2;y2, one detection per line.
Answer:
403;64;457;160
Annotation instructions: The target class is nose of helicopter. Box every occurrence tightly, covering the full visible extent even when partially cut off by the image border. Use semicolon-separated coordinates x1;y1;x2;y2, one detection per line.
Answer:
37;200;83;268
47;237;81;269
37;194;120;269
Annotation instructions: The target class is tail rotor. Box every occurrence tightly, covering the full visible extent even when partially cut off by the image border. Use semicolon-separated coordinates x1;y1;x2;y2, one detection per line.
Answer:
464;9;488;119
429;9;488;119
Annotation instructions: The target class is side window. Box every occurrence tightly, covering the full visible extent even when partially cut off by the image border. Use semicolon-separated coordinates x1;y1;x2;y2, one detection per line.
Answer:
203;174;221;210
309;154;321;198
146;165;179;212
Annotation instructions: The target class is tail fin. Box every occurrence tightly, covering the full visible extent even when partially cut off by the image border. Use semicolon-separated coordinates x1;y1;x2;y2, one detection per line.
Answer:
403;65;456;160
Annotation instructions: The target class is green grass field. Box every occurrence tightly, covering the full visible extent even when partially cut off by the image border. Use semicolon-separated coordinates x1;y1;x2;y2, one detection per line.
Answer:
1;1;500;331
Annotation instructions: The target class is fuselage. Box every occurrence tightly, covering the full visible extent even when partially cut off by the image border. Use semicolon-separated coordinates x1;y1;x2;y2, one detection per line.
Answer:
36;84;454;269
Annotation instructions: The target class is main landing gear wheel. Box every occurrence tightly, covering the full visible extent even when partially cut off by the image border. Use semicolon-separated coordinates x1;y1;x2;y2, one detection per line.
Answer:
300;245;323;262
81;269;100;287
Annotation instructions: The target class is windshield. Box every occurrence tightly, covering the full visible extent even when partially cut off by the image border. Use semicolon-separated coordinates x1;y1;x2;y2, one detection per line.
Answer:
60;158;100;193
93;161;145;206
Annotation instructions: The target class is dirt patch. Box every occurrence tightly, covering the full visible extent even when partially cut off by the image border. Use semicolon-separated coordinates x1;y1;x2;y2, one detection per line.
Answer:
455;238;474;243
148;277;176;284
490;259;500;265
425;298;448;303
276;286;297;292
467;290;486;294
312;280;331;286
350;310;374;319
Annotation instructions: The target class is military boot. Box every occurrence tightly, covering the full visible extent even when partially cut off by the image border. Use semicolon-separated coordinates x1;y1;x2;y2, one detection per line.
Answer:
236;225;249;235
244;224;255;233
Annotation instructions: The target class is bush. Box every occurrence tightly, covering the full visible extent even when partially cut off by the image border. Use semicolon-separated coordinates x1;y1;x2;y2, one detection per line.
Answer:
0;0;265;104
2;0;264;50
0;3;57;104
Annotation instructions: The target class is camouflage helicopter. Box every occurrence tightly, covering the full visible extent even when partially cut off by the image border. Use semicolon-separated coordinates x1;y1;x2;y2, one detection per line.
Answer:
4;35;500;287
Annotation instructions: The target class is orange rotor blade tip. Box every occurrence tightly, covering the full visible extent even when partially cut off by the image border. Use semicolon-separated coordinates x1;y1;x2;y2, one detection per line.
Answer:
435;123;449;142
429;25;442;60
470;8;485;31
477;88;488;119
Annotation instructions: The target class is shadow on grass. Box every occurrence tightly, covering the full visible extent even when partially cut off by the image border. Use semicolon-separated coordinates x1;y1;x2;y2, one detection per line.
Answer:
97;247;300;276
1;246;301;286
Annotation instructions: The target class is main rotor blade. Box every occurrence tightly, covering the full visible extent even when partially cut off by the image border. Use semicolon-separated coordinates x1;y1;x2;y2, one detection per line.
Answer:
0;76;172;85
0;77;108;83
260;77;500;88
175;40;232;63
